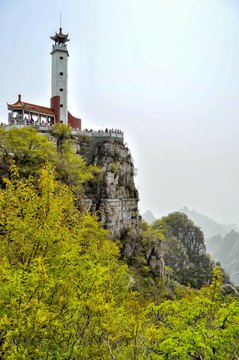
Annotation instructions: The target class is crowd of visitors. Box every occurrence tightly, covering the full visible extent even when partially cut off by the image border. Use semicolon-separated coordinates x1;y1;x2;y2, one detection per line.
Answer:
84;128;122;134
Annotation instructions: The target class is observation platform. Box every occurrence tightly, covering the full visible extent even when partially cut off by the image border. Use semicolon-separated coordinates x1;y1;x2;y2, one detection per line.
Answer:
4;118;124;142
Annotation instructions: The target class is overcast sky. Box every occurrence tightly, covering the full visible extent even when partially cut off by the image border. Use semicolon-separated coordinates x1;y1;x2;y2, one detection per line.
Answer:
0;0;239;226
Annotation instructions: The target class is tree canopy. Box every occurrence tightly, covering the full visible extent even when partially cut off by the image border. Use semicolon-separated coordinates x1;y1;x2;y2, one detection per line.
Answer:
0;127;239;359
0;126;100;196
0;163;141;359
0;163;239;359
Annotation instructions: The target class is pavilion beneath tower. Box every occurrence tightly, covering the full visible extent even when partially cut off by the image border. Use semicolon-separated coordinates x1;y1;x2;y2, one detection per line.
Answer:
8;94;55;126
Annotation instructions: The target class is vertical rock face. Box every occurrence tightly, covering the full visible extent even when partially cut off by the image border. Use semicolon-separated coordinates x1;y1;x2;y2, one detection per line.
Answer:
74;135;229;288
151;213;217;287
172;221;207;258
76;136;140;240
147;238;166;279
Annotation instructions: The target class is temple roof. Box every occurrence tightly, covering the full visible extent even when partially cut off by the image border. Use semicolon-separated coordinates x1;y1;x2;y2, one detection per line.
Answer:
8;95;55;116
50;28;70;45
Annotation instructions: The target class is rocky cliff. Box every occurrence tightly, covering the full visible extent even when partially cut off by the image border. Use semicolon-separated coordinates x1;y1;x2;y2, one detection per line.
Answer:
151;212;217;288
75;134;140;242
73;134;229;290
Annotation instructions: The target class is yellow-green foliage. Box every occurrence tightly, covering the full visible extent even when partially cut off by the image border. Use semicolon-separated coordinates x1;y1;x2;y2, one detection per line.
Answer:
55;139;101;194
143;267;239;359
0;126;56;177
0;164;141;359
110;160;120;172
0;138;239;358
0;126;100;196
49;122;72;152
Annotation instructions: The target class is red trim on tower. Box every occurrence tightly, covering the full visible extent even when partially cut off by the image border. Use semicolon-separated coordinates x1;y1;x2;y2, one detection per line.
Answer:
50;96;60;123
68;111;81;129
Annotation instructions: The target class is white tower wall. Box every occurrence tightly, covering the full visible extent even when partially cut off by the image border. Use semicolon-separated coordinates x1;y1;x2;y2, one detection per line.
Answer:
51;44;68;124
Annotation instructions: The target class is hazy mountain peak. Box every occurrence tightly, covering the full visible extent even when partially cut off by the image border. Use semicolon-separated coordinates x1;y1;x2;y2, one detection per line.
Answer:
142;210;156;225
179;206;239;239
207;229;239;285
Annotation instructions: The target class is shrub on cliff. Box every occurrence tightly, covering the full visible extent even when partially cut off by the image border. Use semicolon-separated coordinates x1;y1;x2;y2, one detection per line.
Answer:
0;126;100;196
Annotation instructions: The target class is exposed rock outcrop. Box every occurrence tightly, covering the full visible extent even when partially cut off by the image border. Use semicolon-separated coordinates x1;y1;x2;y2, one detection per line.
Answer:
76;135;140;241
73;135;229;289
151;213;230;288
147;237;166;279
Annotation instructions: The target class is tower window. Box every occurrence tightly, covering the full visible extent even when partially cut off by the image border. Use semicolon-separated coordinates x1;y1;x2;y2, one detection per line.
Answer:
60;88;63;92
60;72;63;75
60;104;63;108
60;56;64;60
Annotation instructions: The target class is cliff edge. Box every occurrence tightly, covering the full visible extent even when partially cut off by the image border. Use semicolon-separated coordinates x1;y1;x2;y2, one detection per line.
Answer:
76;134;140;242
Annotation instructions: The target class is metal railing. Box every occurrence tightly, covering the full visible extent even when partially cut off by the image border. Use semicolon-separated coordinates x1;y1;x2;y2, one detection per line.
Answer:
5;119;124;140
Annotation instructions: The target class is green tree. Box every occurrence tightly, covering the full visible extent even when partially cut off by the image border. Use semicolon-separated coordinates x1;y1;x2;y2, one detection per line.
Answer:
0;126;99;196
54;139;100;195
0;163;143;359
0;126;56;180
143;267;239;359
49;123;72;152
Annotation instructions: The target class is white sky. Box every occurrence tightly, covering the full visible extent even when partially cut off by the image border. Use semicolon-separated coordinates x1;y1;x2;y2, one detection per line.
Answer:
0;0;239;225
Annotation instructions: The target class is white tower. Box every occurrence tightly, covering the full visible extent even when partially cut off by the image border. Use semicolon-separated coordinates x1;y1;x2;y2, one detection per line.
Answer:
50;28;70;124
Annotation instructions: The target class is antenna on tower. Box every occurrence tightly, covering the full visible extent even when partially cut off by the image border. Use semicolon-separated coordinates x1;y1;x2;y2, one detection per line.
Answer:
60;11;62;33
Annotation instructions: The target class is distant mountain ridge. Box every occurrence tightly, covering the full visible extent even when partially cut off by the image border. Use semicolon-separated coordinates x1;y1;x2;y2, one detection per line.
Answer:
207;230;239;285
179;206;239;240
178;206;239;285
142;206;239;284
